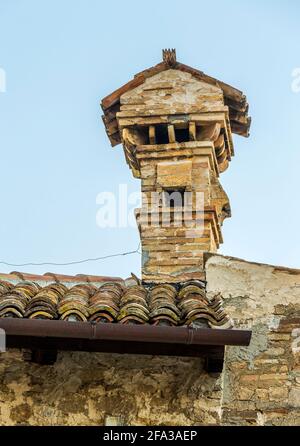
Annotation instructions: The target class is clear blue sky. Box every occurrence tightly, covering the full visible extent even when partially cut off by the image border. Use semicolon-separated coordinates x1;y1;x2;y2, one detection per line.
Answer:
0;0;299;278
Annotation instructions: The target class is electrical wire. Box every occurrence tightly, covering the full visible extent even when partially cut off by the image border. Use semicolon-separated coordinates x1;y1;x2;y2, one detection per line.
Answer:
0;243;141;267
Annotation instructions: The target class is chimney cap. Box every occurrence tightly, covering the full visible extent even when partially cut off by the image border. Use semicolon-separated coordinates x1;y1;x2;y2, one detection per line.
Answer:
162;48;177;67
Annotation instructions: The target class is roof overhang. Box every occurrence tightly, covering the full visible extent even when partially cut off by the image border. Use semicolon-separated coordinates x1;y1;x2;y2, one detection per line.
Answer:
101;60;251;147
0;318;252;373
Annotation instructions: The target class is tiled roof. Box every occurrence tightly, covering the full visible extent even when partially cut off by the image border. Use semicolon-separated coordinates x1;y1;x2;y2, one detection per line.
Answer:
0;272;232;329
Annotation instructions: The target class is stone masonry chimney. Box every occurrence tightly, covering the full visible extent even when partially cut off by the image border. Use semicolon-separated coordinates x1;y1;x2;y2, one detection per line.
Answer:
101;49;251;284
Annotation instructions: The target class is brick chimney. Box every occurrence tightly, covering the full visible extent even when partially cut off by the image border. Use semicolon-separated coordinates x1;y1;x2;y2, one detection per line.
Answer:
101;49;251;283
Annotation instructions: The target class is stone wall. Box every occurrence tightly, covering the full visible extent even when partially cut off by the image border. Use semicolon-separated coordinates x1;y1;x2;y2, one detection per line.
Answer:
0;351;222;425
0;254;299;426
206;254;300;425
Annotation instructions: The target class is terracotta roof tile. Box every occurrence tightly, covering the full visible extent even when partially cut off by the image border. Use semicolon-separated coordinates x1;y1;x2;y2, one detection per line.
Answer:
0;272;232;329
0;271;123;285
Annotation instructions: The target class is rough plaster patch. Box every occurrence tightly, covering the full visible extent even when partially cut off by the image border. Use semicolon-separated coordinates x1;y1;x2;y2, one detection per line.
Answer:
206;255;300;322
226;323;269;370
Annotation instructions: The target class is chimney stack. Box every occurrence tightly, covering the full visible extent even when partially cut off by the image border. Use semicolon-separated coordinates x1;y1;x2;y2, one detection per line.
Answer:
101;50;250;283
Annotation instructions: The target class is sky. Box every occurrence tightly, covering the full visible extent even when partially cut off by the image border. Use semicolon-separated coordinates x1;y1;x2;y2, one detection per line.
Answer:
0;0;299;279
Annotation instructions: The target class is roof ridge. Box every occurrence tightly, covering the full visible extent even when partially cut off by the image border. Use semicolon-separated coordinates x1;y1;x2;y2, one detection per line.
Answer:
0;271;124;284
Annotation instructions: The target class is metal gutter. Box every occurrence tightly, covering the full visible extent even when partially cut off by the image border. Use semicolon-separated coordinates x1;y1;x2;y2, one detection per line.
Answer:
0;318;251;346
0;319;251;371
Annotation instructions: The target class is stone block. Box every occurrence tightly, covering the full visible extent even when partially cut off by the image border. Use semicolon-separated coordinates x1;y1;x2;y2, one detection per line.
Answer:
157;160;192;187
